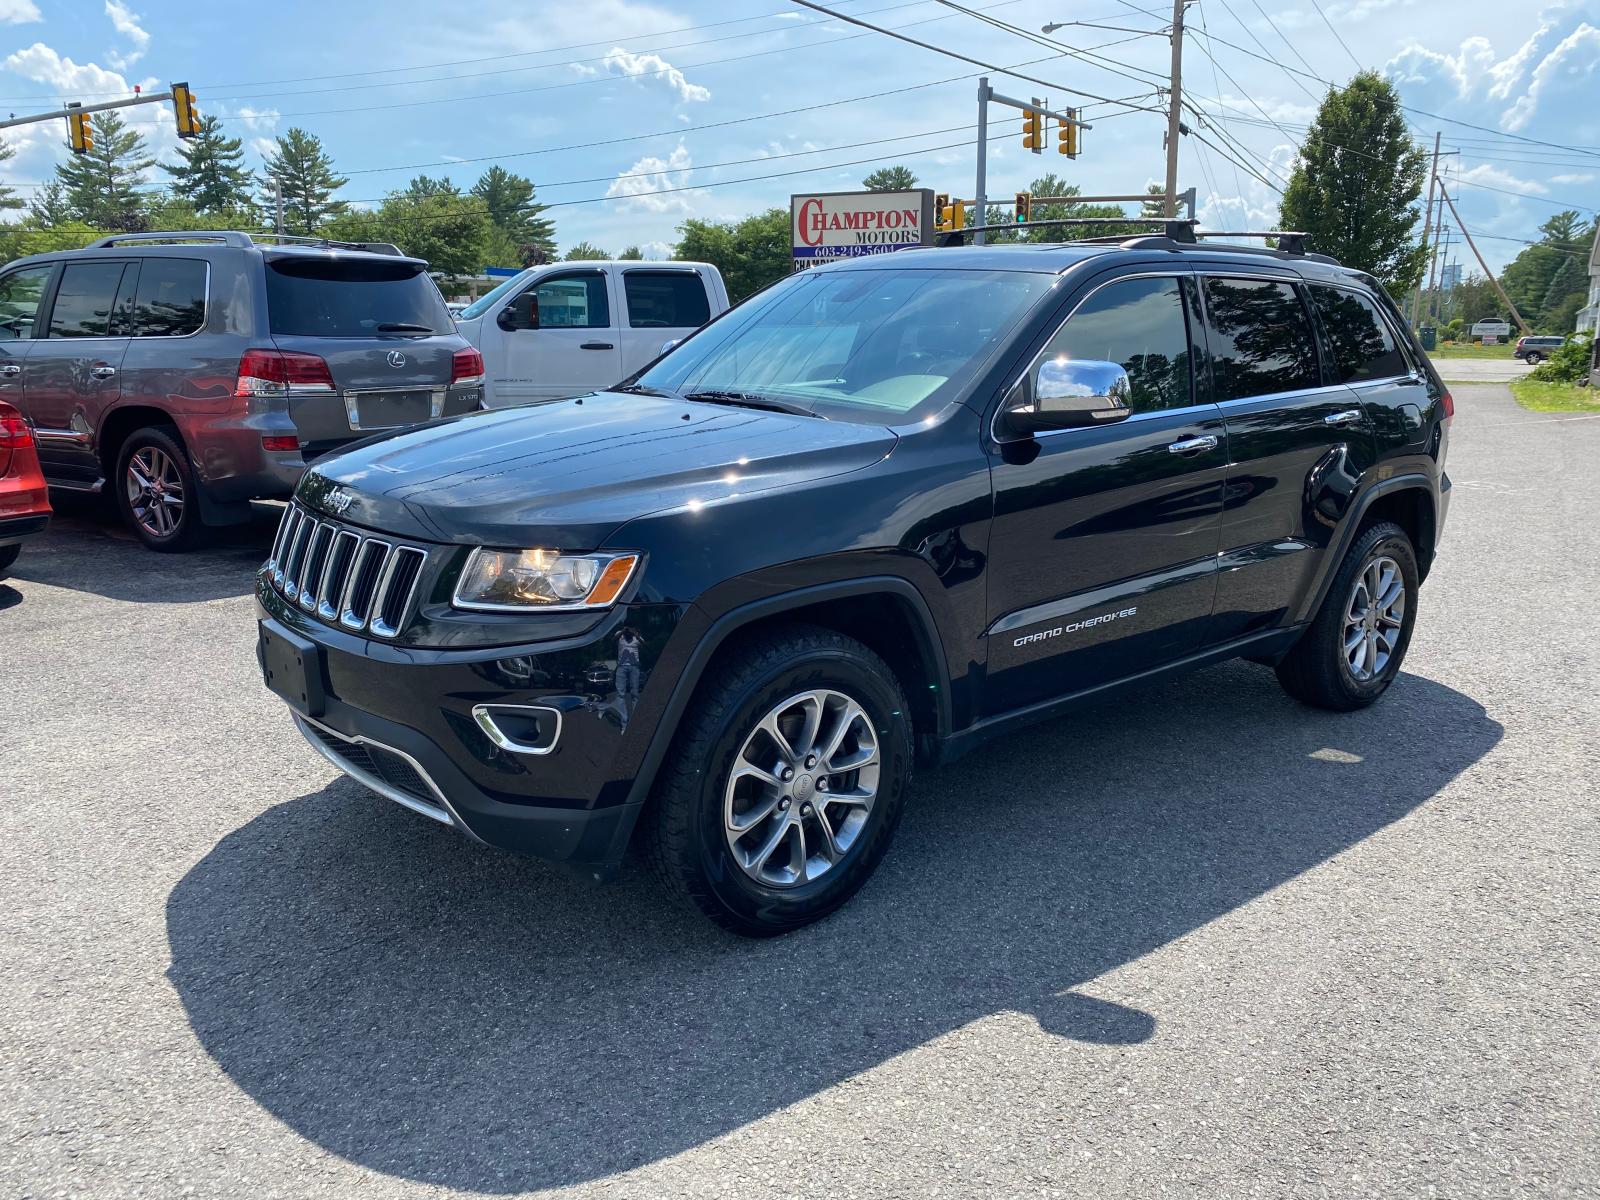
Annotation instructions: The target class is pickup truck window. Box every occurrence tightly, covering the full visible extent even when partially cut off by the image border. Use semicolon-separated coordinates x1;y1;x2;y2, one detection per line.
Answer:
634;267;1052;424
625;271;710;328
533;272;609;329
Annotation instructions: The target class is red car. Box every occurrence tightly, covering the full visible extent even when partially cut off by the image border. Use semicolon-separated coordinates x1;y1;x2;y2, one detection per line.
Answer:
0;399;50;578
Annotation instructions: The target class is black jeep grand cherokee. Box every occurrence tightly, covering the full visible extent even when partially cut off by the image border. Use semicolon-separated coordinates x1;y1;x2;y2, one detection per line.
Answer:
257;236;1451;935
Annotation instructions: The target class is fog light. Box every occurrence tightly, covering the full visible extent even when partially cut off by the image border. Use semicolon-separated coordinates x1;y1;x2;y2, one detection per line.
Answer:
261;435;299;452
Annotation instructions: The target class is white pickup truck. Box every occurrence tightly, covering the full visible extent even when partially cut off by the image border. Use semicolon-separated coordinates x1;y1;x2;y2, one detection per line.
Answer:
452;260;730;408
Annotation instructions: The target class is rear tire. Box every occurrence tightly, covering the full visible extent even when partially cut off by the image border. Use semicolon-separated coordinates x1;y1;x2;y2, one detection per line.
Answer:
114;426;206;552
1275;521;1418;711
646;623;913;937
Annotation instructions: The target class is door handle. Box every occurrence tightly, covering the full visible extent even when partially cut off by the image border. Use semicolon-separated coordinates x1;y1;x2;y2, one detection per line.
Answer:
1325;408;1364;427
1167;434;1219;455
0;363;20;377
579;342;615;351
90;365;118;379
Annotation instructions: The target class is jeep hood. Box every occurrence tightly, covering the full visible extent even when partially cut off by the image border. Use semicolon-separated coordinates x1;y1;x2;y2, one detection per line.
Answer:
299;392;898;548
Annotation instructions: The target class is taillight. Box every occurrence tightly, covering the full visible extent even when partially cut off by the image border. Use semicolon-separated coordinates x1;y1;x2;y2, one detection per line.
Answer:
261;435;299;452
1439;390;1454;419
234;348;336;397
0;404;34;476
451;346;485;386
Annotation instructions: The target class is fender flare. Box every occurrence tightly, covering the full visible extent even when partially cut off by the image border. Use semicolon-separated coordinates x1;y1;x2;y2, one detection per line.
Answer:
1298;471;1437;624
621;575;953;815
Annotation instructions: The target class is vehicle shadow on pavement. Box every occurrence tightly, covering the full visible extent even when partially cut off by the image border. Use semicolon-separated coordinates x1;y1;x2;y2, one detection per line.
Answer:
9;499;280;603
165;663;1501;1193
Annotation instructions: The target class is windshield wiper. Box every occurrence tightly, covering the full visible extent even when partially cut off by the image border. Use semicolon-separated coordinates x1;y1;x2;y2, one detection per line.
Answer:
376;322;436;333
683;390;822;418
611;383;680;397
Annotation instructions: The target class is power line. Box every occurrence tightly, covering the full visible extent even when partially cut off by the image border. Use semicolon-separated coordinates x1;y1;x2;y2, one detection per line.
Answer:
1210;0;1319;102
1247;0;1321;80
1302;0;1364;72
928;0;1170;88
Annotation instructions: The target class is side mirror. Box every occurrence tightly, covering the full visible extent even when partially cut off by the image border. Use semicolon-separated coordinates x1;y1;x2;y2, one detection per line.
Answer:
658;338;682;356
1004;357;1132;436
497;292;539;332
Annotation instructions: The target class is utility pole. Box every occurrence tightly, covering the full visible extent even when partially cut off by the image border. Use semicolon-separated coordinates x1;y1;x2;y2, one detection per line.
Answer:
1438;182;1530;336
974;77;989;247
1163;0;1186;217
1409;131;1441;327
273;178;285;236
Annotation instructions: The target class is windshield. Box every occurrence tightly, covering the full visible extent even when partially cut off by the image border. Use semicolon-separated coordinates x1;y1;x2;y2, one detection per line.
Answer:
631;267;1054;424
266;257;453;337
458;270;534;320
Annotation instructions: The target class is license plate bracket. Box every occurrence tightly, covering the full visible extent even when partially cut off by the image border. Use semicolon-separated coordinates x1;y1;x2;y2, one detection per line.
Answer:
345;388;438;431
258;620;326;718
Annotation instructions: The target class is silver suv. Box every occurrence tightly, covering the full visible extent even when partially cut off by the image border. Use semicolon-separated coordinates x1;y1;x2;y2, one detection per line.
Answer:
0;231;483;550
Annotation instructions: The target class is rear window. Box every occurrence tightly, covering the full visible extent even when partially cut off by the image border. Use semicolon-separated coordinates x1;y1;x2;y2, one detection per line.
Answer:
1203;277;1320;401
624;270;710;329
131;258;207;337
1310;285;1408;383
265;257;450;338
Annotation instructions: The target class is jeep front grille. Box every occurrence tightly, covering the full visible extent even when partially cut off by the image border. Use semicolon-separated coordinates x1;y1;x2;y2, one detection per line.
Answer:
265;502;429;638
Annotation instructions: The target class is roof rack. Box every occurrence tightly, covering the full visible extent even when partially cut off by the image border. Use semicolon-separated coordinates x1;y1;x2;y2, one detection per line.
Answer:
935;218;1326;260
85;230;406;257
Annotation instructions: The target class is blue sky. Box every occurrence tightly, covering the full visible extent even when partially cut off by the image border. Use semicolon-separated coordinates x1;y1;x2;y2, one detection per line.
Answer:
2;0;1596;270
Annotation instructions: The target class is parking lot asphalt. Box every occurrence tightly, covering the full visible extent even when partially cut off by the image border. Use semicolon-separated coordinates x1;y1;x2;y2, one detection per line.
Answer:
1425;354;1536;384
3;382;1597;1199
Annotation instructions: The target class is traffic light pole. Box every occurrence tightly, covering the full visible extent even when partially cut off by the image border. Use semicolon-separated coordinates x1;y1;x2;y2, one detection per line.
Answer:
972;79;1088;246
0;90;174;130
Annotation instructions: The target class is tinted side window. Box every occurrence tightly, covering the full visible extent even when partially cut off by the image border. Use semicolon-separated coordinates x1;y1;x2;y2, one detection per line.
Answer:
131;258;207;337
1203;277;1319;400
48;261;128;338
624;271;710;328
532;272;609;329
0;265;54;338
1038;276;1193;413
1310;285;1407;383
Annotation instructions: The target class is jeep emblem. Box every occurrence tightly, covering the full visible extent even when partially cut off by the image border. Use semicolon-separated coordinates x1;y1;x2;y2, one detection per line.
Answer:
325;488;355;515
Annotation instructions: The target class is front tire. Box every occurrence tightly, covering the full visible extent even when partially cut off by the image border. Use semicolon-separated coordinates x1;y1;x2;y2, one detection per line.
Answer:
1275;520;1419;711
115;426;205;552
646;624;913;937
1524;352;1543;365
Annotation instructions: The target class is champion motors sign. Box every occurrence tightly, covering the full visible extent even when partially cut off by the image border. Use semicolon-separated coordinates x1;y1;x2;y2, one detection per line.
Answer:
791;188;936;270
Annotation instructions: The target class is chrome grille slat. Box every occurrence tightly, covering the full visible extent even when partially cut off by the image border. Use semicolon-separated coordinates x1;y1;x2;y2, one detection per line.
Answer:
264;502;429;640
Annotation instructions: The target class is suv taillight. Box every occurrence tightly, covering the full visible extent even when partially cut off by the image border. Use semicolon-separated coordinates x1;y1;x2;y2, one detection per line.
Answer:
234;348;336;397
451;346;485;386
1440;390;1454;419
0;404;32;475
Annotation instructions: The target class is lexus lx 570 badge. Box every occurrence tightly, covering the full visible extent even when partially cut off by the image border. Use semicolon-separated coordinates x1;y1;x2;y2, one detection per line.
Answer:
387;350;407;368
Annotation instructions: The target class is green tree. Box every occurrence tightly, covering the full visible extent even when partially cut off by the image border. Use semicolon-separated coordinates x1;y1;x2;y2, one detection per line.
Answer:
1501;211;1592;329
0;136;22;213
259;128;347;234
983;175;1137;243
0;220;103;261
619;245;644;260
403;174;458;199
143;192;261;234
26;181;74;227
470;166;556;260
162;114;252;215
1279;71;1427;294
676;207;789;301
862;165;918;192
1139;182;1166;220
325;188;489;276
564;240;610;260
53;110;155;230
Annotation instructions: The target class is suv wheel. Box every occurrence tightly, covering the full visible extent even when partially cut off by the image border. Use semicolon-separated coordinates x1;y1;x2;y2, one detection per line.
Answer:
115;426;204;552
1275;520;1418;711
647;624;913;936
1525;351;1544;365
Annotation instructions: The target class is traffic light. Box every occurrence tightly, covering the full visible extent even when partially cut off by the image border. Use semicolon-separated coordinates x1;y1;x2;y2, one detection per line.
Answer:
951;199;967;230
1058;108;1079;158
172;81;201;138
66;105;92;156
1015;192;1032;223
934;192;951;231
1021;103;1044;154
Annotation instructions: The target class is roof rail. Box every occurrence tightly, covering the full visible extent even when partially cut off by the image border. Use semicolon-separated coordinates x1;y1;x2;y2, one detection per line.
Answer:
934;219;1324;260
251;233;406;257
86;231;255;249
935;216;1187;247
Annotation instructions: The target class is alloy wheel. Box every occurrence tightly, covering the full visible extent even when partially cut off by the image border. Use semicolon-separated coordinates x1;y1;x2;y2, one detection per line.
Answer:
126;445;185;539
1343;554;1405;682
723;688;880;888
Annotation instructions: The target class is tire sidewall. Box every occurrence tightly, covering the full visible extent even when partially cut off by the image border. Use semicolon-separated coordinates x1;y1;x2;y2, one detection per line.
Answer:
1333;526;1419;702
115;427;200;551
689;649;911;933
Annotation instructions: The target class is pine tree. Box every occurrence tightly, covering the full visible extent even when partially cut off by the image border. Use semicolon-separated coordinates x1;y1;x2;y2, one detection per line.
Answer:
862;165;918;192
1139;183;1166;220
26;181;73;226
564;241;610;261
618;245;644;260
53;110;155;230
1279;71;1427;294
162;114;253;215
0;136;22;213
403;175;457;199
258;128;348;234
469;166;556;260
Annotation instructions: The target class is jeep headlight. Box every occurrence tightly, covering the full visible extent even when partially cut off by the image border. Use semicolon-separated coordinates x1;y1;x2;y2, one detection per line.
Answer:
452;548;639;612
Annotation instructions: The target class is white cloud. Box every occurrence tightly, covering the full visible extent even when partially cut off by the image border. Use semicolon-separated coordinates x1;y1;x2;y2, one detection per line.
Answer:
638;240;675;260
1551;173;1595;185
596;46;710;104
1452;162;1549;194
1500;22;1600;131
0;0;40;23
104;0;149;68
234;105;280;131
605;142;697;212
250;136;278;161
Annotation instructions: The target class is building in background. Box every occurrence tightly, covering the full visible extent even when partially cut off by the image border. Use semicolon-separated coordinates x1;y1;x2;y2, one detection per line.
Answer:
1577;225;1600;335
1439;262;1462;292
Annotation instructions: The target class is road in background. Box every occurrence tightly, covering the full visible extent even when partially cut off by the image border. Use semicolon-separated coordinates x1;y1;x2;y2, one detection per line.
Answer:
3;383;1596;1198
1428;354;1536;383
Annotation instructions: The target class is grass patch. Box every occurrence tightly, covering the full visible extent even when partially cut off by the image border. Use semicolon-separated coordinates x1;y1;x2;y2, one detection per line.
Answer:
1510;379;1600;413
1428;342;1518;360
